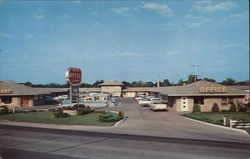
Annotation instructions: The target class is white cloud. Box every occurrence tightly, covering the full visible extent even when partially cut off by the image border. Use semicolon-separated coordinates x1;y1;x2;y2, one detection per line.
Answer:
0;0;5;5
32;14;44;19
72;0;81;4
167;51;179;55
212;43;248;49
94;21;100;25
90;11;99;15
161;24;183;32
0;32;12;38
195;0;212;4
196;2;237;13
105;52;142;57
185;14;213;28
142;3;173;16
25;34;33;39
111;7;131;16
32;9;45;20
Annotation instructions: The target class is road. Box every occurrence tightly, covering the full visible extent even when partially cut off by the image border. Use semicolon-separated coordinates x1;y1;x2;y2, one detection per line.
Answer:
0;126;250;159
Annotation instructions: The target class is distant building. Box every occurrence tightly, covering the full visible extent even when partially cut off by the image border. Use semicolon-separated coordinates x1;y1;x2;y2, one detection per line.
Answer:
99;81;124;97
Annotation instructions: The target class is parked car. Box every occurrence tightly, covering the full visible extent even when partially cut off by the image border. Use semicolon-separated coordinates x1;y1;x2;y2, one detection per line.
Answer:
134;94;145;102
138;97;152;105
149;101;168;111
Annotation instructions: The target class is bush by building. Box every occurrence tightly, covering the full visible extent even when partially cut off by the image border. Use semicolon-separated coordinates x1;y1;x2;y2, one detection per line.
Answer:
236;101;246;112
229;103;237;112
193;104;201;112
212;103;219;112
0;106;9;115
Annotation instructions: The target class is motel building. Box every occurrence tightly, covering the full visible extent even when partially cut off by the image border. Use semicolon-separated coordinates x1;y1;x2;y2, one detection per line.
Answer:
122;80;247;112
0;81;37;107
0;80;247;113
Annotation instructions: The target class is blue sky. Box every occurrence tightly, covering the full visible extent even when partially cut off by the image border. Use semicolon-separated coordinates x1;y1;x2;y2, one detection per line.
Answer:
0;0;249;84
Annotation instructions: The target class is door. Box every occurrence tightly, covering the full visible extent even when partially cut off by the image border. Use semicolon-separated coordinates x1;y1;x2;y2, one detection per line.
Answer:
21;96;30;107
181;97;188;111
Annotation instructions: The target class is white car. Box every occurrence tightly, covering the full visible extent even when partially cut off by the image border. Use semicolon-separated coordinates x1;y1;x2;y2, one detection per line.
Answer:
134;94;145;101
149;101;168;111
138;98;152;105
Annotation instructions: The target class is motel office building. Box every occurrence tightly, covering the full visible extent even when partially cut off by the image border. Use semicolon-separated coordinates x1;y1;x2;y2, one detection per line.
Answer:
123;81;247;112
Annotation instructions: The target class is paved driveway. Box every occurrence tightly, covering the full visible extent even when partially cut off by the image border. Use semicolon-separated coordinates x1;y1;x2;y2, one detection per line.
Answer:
101;98;250;143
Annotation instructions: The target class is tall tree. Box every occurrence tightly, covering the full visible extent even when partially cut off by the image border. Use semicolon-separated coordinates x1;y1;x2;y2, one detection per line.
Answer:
203;77;216;82
178;79;184;85
222;78;236;85
92;80;104;87
187;74;197;83
161;79;171;86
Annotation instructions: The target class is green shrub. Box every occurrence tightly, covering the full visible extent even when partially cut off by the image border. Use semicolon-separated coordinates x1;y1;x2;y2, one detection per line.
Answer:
52;108;70;118
193;104;201;112
229;103;237;112
99;112;123;122
118;111;125;117
0;106;9;115
211;103;219;112
236;101;246;112
77;106;92;115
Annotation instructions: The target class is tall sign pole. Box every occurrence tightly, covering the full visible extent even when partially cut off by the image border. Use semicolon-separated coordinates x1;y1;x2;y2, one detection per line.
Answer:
66;67;82;107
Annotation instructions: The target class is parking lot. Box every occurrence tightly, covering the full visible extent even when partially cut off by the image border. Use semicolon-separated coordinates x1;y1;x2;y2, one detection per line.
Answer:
102;98;249;143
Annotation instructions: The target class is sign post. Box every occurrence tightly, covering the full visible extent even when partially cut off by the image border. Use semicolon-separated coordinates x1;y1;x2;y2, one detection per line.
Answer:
66;67;82;107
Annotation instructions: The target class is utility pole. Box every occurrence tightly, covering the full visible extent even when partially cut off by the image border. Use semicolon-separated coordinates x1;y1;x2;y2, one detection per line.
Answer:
190;65;201;82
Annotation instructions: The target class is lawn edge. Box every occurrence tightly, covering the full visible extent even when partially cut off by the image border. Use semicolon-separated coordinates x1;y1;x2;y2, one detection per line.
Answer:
183;116;248;134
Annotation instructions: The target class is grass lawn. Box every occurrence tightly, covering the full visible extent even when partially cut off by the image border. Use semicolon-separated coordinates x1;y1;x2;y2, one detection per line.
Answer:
183;112;250;133
0;112;116;126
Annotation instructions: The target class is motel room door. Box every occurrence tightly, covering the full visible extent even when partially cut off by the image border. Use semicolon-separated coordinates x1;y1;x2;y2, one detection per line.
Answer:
21;96;30;107
181;97;188;111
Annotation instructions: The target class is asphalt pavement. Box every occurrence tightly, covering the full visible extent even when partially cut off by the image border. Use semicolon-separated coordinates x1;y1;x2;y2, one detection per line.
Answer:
0;127;249;159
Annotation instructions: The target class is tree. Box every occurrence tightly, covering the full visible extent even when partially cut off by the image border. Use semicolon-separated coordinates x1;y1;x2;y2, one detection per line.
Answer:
145;81;154;87
161;79;171;86
203;77;216;82
24;81;32;86
46;83;62;88
80;83;92;88
122;81;131;87
187;74;197;83
178;79;184;85
92;80;104;87
222;78;236;85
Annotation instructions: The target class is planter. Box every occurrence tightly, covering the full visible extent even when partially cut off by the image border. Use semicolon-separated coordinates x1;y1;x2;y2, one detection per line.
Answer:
63;110;77;116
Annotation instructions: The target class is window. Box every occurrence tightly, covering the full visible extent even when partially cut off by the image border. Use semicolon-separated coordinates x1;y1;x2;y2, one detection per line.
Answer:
194;97;204;105
1;96;12;104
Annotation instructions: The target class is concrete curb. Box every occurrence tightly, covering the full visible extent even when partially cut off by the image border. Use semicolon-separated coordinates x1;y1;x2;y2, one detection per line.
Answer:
114;116;128;127
184;117;249;135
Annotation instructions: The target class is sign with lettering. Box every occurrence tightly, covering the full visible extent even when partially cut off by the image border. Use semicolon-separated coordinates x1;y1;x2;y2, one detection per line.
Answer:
0;89;12;94
66;67;82;86
199;86;227;93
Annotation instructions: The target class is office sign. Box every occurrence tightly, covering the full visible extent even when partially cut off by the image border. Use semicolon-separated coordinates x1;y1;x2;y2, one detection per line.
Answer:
199;86;227;93
66;67;82;86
